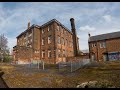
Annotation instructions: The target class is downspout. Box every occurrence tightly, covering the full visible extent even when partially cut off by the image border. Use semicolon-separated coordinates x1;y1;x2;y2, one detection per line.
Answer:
53;23;56;64
96;41;99;62
105;40;109;61
39;27;41;62
88;42;91;60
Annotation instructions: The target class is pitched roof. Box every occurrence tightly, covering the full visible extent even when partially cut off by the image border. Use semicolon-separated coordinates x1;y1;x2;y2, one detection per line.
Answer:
16;19;73;38
16;24;40;38
89;31;120;42
41;19;73;34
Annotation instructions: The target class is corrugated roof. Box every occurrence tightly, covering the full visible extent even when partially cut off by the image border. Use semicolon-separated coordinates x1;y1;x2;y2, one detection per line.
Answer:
89;31;120;42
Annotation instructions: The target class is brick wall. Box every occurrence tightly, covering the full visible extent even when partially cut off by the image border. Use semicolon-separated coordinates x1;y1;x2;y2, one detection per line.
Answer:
89;38;120;61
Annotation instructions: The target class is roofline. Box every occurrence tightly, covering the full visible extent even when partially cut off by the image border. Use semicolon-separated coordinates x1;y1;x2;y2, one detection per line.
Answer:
16;19;80;39
89;31;120;42
90;31;120;38
16;24;40;38
41;19;73;35
89;37;120;43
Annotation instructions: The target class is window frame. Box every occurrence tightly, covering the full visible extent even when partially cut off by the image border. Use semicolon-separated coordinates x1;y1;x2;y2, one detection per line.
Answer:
48;50;52;58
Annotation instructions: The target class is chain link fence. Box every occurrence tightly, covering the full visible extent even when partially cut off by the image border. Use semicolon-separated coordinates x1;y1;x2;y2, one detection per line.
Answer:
58;58;90;72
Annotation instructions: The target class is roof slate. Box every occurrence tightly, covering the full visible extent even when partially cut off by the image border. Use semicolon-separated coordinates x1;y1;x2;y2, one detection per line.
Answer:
89;31;120;42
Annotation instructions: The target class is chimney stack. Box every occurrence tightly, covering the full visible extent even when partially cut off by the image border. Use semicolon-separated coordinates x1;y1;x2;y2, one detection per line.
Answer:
88;32;91;37
70;18;78;56
28;21;30;29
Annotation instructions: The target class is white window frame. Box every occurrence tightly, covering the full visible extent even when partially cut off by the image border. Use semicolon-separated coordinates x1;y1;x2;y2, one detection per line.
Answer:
42;51;45;58
48;36;51;44
63;50;65;57
62;38;64;45
58;49;61;57
42;29;44;34
48;50;52;58
103;42;106;48
58;36;60;44
57;25;59;31
48;26;50;32
42;38;44;45
100;42;103;48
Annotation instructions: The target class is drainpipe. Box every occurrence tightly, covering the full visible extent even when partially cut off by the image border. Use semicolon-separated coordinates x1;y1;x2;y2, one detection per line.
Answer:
96;41;99;62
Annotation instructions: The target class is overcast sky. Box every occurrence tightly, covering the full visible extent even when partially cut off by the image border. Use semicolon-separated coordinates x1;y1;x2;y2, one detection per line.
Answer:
0;2;120;52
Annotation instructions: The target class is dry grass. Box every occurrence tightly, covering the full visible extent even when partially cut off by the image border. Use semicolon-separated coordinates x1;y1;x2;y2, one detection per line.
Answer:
0;61;120;88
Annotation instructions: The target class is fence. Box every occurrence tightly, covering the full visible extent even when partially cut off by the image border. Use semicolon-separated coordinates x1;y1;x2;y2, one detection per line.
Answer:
58;58;90;72
20;58;90;72
25;60;45;70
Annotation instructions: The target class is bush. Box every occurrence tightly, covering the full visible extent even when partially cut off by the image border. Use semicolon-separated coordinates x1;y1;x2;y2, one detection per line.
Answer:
3;55;12;63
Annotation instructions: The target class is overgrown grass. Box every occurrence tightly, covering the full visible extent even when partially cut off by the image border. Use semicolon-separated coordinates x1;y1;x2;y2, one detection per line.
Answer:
1;61;120;88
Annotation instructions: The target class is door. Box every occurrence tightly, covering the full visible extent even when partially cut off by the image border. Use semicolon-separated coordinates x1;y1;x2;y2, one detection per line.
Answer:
91;54;95;61
103;54;107;61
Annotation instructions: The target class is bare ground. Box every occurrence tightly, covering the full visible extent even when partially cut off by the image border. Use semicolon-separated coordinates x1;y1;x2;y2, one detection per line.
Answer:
0;61;120;88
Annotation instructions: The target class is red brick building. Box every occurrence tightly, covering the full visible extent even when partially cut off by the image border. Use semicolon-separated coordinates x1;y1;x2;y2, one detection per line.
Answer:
13;18;79;64
88;31;120;62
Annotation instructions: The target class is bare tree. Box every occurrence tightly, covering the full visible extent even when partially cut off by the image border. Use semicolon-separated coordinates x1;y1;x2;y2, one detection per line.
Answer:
0;34;9;62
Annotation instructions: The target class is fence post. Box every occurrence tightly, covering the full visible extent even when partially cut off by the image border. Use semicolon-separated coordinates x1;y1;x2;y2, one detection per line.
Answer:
43;61;44;70
58;62;60;71
71;59;72;73
38;61;39;69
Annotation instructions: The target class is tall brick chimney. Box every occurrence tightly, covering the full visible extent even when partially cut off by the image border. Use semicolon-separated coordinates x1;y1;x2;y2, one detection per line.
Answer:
88;32;91;37
28;21;30;29
70;18;78;56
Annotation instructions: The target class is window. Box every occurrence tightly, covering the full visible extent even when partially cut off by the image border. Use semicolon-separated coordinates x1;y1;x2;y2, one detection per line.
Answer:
35;50;39;53
66;39;68;46
100;41;106;48
92;43;96;47
100;43;102;48
29;33;32;37
48;26;50;31
42;29;44;34
61;38;64;45
42;38;45;45
57;25;59;31
48;36;51;44
103;42;106;48
48;50;52;58
71;42;73;47
58;49;61;57
63;50;65;57
58;36;60;44
69;41;71;47
29;45;32;48
61;27;63;33
42;51;45;58
30;38;32;43
28;40;29;43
